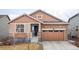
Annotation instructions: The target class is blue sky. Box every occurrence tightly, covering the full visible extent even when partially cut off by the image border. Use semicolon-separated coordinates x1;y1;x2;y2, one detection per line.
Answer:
0;9;79;22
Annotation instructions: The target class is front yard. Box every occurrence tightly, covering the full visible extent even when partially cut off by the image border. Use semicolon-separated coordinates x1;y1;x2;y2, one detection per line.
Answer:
0;43;43;50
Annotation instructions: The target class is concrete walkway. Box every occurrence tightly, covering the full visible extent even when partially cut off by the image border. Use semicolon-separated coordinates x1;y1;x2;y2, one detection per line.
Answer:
31;37;39;43
42;41;79;50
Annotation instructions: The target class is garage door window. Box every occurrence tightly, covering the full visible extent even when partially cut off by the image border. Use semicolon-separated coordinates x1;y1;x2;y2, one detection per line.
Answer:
43;30;64;32
49;30;53;32
54;30;59;32
43;30;53;32
60;30;64;32
43;30;48;32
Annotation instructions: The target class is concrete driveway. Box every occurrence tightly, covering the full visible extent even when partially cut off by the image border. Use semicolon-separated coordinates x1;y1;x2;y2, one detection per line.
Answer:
42;41;79;50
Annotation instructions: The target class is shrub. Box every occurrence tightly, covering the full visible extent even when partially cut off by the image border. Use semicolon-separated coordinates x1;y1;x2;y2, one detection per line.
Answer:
0;36;14;45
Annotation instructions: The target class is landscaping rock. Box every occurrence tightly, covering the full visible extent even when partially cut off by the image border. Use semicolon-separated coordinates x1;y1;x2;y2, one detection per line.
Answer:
0;42;3;46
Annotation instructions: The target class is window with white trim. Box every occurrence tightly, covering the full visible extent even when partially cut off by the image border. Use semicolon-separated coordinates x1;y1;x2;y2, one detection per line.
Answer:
36;15;43;19
76;26;78;31
16;24;24;32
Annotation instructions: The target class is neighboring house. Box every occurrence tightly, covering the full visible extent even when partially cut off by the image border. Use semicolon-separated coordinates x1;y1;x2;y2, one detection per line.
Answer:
68;13;79;39
9;10;68;43
0;15;10;39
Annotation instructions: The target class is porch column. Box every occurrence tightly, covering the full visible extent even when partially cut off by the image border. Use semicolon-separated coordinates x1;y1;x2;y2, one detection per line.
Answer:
29;23;32;39
38;23;41;40
39;23;41;32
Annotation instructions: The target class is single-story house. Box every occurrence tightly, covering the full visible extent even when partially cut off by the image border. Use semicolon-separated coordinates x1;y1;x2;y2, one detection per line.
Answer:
9;10;68;43
0;15;10;39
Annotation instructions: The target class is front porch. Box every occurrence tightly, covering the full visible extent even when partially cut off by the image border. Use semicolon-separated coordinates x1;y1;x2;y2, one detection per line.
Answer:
9;23;42;43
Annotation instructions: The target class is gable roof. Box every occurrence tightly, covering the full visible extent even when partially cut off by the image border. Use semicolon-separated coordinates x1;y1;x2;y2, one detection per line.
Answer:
68;13;79;22
8;10;68;24
0;15;10;21
8;14;43;24
30;10;65;23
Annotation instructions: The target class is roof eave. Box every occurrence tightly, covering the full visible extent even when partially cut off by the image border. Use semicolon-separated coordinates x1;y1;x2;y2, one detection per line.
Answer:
68;13;79;22
8;14;44;24
43;23;69;25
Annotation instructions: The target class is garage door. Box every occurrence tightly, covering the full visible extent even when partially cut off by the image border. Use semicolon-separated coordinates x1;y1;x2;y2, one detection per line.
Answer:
41;30;64;41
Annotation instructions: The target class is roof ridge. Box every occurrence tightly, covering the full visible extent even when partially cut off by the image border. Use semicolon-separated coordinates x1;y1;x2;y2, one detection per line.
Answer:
0;15;10;21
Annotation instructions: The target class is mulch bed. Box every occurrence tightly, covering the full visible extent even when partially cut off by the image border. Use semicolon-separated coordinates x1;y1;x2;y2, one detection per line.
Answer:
0;43;43;50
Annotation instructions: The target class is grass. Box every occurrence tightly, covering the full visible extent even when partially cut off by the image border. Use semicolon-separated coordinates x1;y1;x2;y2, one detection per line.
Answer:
0;43;43;50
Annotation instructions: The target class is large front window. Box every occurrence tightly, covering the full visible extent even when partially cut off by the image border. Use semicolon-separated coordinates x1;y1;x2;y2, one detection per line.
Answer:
16;24;24;32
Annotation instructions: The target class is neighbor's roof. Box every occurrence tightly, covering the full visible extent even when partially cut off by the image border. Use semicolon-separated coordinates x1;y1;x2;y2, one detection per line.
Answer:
68;13;79;22
0;15;10;21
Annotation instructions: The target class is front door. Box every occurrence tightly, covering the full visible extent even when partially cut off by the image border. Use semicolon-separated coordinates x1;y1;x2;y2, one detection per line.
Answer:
34;26;38;36
31;24;39;36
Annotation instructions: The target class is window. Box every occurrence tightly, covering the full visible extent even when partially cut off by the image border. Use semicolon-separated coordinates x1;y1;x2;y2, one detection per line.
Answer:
43;30;48;32
49;30;53;32
16;24;24;32
43;30;54;32
37;15;43;19
60;30;64;32
76;29;78;31
54;30;59;32
76;26;78;31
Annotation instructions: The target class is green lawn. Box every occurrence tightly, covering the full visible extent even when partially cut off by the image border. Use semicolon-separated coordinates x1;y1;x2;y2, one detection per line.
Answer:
0;43;43;50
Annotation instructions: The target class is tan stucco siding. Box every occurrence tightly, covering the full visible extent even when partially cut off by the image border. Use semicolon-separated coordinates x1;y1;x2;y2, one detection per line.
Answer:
9;23;16;33
24;23;30;33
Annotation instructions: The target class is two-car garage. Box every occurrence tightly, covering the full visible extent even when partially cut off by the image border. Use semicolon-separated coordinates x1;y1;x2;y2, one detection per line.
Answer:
41;30;64;41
